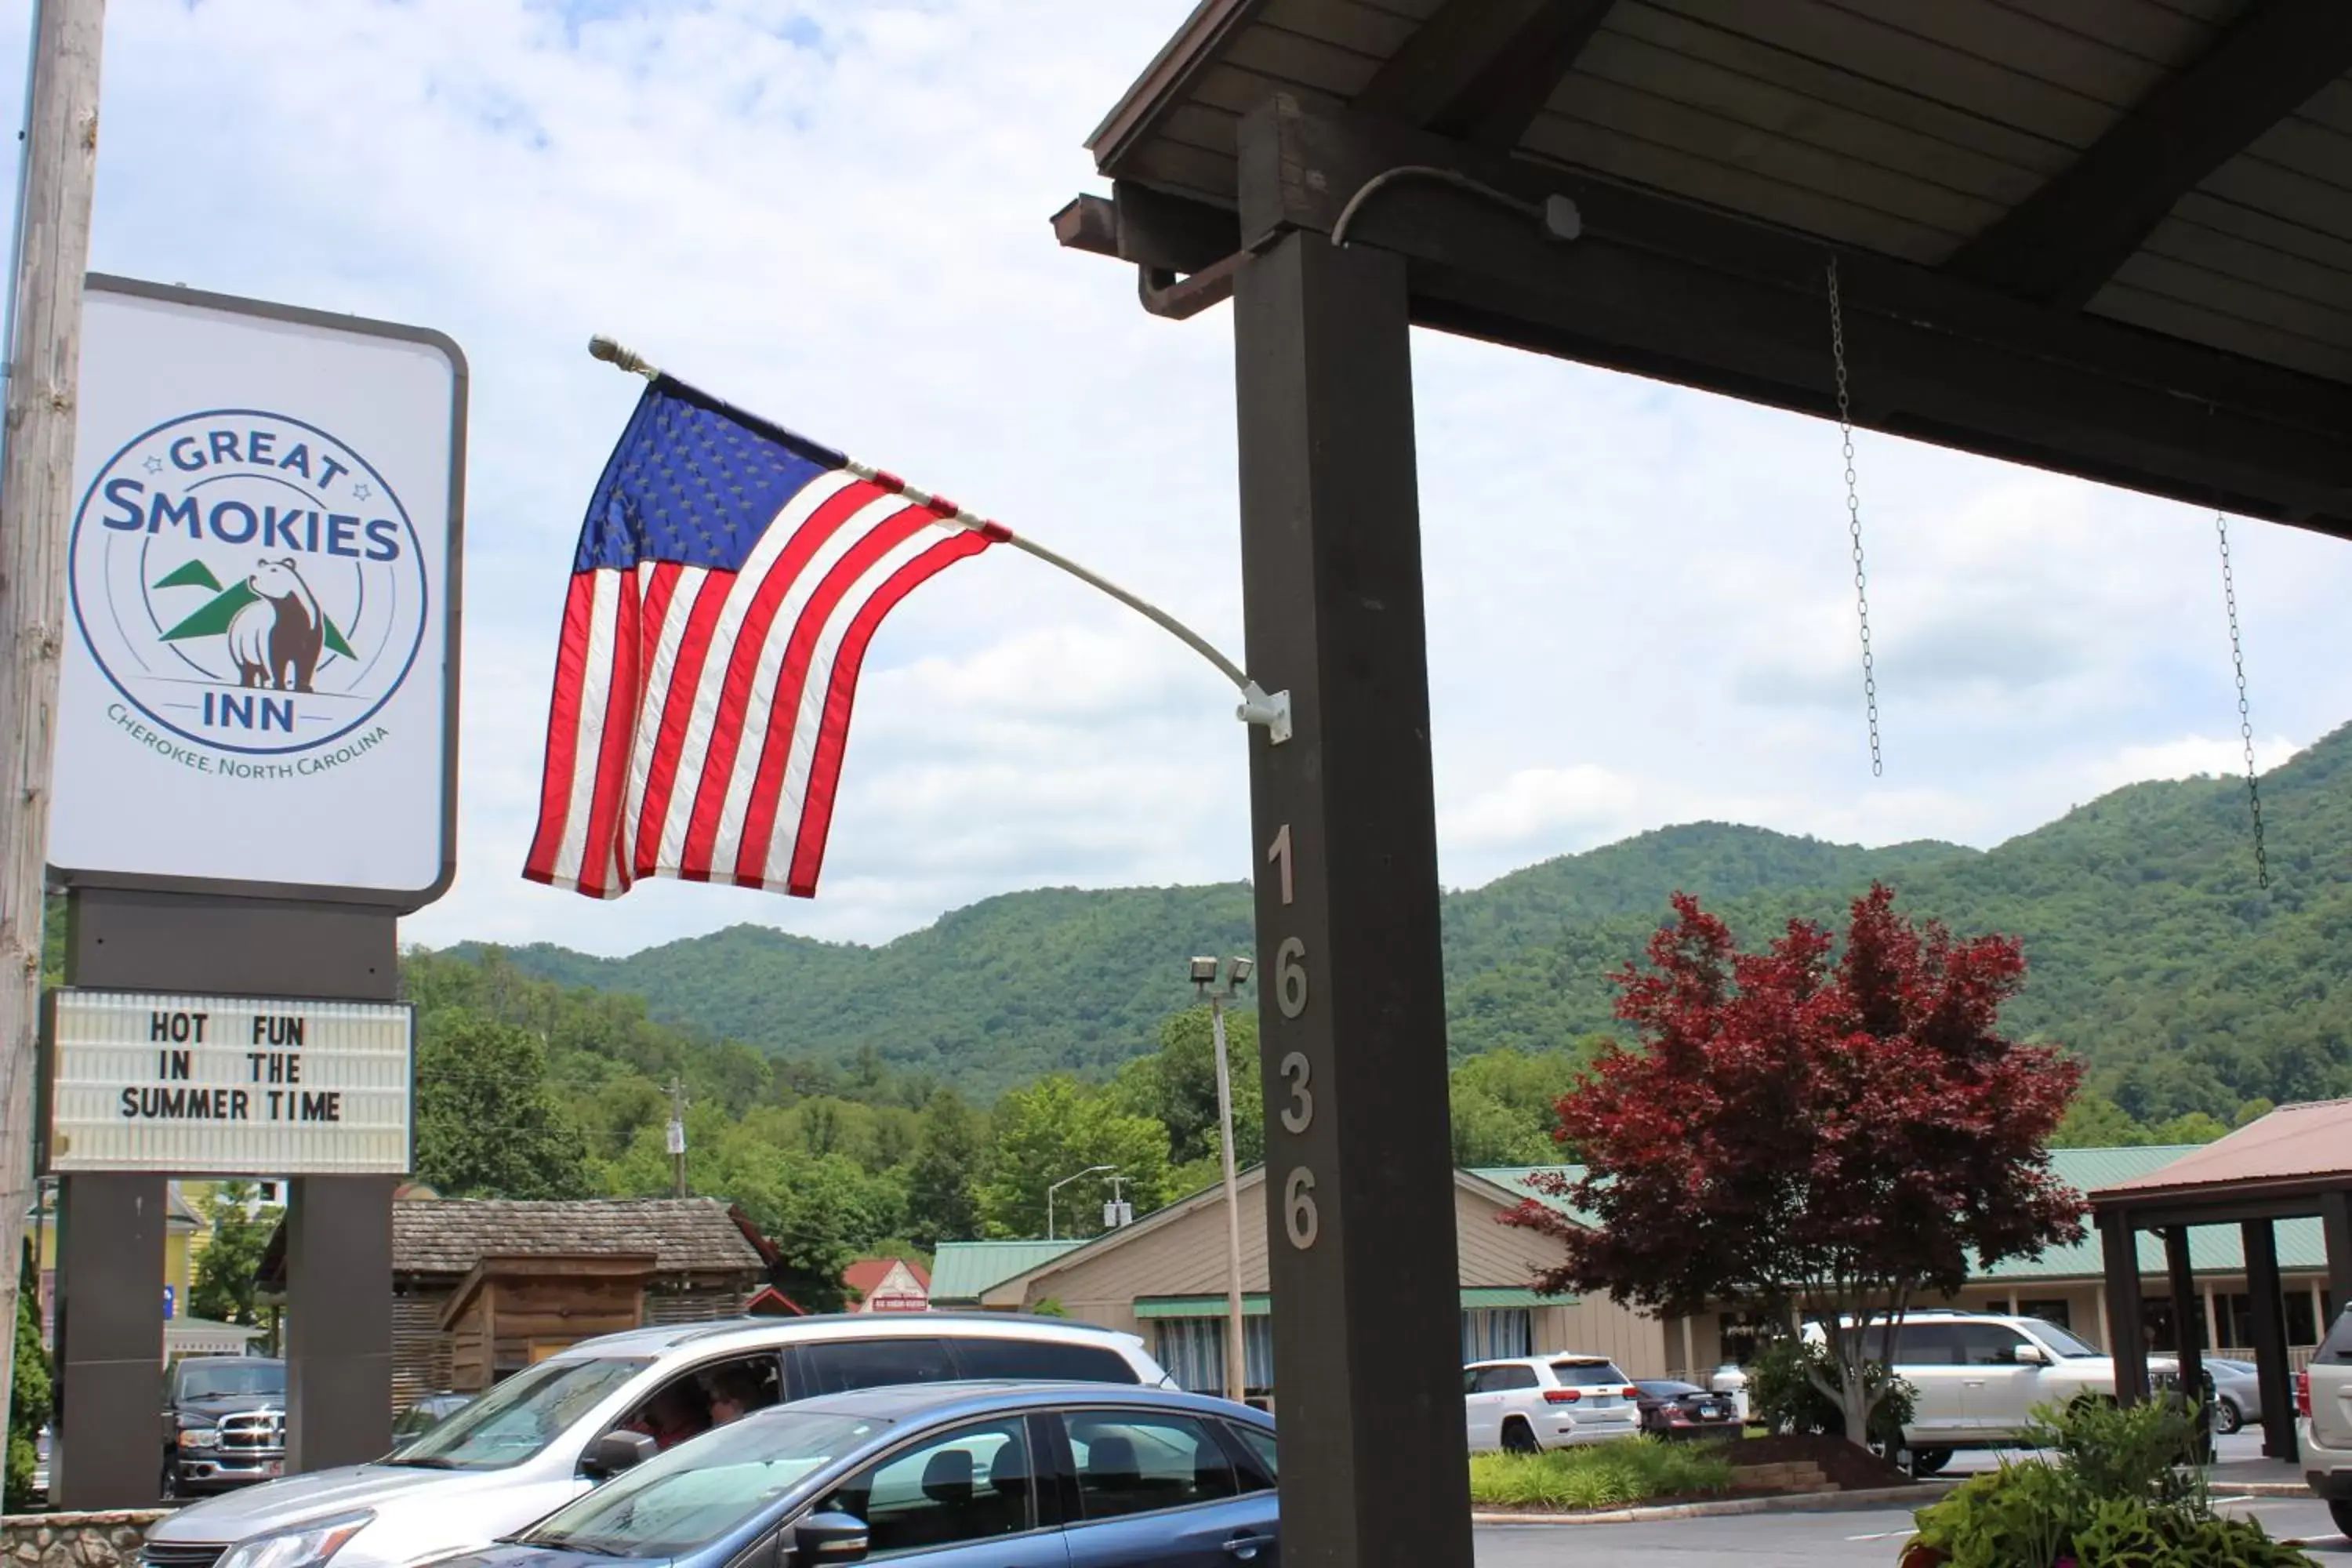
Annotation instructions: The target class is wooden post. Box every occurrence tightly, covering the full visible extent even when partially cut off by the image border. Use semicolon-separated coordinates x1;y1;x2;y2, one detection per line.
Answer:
2100;1210;2149;1404
1232;213;1471;1568
0;0;104;1457
2242;1219;2296;1463
2162;1226;2210;1461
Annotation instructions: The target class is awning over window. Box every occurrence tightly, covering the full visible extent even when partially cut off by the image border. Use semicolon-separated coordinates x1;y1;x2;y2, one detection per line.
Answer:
1136;1287;1572;1318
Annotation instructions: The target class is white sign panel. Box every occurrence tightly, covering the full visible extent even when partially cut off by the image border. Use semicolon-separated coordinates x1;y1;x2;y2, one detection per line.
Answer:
49;276;464;906
45;989;414;1175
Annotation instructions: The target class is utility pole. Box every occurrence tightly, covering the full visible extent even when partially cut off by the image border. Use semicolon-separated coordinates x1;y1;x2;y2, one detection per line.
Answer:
666;1076;688;1196
1192;955;1254;1403
0;0;105;1461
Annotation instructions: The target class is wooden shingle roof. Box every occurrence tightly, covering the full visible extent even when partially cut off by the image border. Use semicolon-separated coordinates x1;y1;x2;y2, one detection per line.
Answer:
392;1197;767;1276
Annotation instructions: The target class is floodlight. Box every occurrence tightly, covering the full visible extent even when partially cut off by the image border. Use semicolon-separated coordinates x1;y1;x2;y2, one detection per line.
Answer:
1189;956;1219;985
1229;957;1253;985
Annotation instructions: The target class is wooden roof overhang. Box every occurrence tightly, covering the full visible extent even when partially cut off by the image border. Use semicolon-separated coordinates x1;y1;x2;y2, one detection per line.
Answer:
1054;0;2352;537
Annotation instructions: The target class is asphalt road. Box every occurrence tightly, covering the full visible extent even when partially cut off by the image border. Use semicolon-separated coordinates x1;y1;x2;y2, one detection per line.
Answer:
1472;1497;2347;1566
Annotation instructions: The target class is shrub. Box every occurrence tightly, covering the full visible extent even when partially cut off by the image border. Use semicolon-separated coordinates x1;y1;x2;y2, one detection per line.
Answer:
1467;1438;1733;1512
1746;1335;1915;1450
1906;1396;2314;1568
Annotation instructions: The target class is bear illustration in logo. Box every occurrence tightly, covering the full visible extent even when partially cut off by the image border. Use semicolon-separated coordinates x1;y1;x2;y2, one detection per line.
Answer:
224;557;326;692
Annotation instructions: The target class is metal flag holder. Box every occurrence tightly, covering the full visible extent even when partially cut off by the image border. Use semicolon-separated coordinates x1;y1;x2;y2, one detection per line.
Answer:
586;336;1290;745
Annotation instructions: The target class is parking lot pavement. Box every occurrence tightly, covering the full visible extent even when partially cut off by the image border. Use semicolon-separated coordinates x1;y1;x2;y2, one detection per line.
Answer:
1473;1497;2347;1566
1942;1426;2276;1476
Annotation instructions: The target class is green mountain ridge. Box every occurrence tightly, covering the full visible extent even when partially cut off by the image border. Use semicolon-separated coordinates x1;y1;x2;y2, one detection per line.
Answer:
463;724;2352;1114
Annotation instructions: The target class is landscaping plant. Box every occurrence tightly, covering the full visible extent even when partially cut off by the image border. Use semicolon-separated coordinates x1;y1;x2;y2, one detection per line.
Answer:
1502;886;2086;1449
1467;1437;1733;1512
1902;1396;2313;1567
1748;1334;1915;1453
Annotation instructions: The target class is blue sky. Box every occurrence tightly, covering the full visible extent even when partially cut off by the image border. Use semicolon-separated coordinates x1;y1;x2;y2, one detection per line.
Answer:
9;0;2347;956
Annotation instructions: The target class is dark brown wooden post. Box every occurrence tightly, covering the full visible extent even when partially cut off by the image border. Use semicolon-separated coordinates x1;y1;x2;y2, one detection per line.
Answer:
2100;1209;2149;1405
2162;1225;2209;1461
2242;1218;2296;1462
1231;216;1471;1568
2324;1189;2352;1322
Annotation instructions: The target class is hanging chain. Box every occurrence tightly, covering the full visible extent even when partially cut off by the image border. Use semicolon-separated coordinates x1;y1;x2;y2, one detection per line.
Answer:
1826;256;1882;777
2215;513;2269;890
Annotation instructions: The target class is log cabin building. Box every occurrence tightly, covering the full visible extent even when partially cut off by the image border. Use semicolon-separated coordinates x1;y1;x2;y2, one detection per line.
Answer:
260;1194;773;1406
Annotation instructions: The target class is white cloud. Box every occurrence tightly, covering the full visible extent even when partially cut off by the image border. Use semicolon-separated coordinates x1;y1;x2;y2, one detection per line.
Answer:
2076;734;2305;798
13;0;2352;956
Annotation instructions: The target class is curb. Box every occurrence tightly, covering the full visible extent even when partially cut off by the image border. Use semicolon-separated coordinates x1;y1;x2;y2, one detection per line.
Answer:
1472;1479;1958;1526
2206;1481;2314;1497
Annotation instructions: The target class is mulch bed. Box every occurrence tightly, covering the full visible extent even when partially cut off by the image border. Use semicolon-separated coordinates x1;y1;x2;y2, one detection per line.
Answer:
1711;1432;1918;1492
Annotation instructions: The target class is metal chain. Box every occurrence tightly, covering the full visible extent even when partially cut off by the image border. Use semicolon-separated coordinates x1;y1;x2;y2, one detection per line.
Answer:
2215;513;2269;890
1826;256;1882;777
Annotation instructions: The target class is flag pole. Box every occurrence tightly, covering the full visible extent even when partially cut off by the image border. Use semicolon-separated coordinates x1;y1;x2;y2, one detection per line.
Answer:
586;336;1290;744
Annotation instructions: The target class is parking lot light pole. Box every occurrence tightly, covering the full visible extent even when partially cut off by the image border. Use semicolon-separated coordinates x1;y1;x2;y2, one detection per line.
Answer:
1192;955;1254;1403
1047;1164;1116;1243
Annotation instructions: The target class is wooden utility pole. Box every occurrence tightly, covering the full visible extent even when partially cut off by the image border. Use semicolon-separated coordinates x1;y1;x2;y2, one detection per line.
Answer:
0;0;104;1455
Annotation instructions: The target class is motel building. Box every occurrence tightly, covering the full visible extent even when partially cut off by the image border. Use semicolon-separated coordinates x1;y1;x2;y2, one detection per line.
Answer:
930;1145;2339;1400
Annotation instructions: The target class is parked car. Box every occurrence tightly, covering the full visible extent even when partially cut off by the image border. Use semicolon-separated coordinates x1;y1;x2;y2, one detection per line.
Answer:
2202;1357;2262;1434
31;1426;49;1505
142;1313;1172;1568
1802;1310;2180;1475
2301;1303;2352;1537
1463;1355;1642;1453
162;1355;287;1497
434;1381;1279;1568
1632;1379;1740;1441
390;1392;474;1443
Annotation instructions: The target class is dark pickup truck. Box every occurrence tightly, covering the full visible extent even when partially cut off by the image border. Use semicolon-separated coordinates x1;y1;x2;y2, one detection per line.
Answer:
162;1355;286;1497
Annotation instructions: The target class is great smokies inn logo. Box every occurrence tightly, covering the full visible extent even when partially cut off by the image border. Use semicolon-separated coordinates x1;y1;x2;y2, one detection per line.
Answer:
70;409;428;764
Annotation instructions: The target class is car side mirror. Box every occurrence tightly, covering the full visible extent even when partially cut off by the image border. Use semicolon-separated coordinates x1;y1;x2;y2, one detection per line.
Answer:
793;1513;869;1565
583;1430;658;1479
2013;1345;2049;1366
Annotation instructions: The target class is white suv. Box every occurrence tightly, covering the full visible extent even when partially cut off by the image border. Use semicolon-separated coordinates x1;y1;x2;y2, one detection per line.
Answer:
2300;1304;2352;1537
1804;1310;2179;1473
142;1313;1170;1568
1464;1355;1643;1452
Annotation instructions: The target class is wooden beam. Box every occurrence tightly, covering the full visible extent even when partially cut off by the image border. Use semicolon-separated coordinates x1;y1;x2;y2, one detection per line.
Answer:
1944;0;2352;308
1356;0;1617;145
1227;95;2352;539
1051;186;1238;275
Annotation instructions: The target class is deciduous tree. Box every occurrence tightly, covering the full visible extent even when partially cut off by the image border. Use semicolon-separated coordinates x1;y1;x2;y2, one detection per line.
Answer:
1503;886;2085;1447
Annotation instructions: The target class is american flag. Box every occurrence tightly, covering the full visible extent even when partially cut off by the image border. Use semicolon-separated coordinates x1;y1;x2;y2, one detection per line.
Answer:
524;376;1000;900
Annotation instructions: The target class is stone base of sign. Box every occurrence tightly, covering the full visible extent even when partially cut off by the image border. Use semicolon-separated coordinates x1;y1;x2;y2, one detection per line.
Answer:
2;1511;166;1568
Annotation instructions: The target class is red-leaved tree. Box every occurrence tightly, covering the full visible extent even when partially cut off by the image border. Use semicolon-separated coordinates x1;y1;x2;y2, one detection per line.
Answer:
1501;884;2085;1447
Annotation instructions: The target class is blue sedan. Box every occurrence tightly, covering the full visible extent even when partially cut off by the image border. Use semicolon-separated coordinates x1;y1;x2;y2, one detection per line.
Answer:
442;1382;1281;1568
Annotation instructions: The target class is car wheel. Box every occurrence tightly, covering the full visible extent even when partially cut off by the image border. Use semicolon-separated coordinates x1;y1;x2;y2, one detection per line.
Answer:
1908;1448;1954;1478
2330;1498;2352;1539
1501;1418;1541;1456
2210;1398;2242;1436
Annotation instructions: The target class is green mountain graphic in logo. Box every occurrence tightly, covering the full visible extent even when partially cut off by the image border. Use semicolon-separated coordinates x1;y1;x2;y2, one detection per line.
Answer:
152;561;355;659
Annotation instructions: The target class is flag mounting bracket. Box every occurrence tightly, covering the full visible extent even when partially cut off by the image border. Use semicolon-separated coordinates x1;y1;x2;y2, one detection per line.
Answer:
584;335;1293;746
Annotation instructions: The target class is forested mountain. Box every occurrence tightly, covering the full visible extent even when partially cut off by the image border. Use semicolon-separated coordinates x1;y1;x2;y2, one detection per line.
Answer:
473;723;2352;1116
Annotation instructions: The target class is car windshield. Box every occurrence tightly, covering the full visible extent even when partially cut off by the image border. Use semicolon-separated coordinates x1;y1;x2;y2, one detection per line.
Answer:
389;1357;648;1472
2027;1321;2104;1359
179;1363;284;1399
522;1411;885;1558
1549;1361;1629;1386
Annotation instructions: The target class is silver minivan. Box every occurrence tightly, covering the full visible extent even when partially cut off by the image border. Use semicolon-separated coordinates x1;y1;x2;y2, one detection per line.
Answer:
142;1314;1171;1568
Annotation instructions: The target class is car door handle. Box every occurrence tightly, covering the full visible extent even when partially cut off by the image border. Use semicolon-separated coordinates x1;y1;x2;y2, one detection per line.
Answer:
1224;1534;1276;1559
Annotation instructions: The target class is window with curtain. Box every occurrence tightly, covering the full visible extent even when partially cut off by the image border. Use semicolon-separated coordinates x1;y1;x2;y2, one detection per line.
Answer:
1152;1318;1274;1394
1460;1308;1533;1363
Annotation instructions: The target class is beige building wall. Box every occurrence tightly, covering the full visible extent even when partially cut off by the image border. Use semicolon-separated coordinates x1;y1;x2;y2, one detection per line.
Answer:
978;1171;1671;1376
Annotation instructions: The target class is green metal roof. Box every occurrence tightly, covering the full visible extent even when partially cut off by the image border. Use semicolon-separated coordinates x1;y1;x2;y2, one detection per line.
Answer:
927;1240;1082;1303
1473;1149;2331;1285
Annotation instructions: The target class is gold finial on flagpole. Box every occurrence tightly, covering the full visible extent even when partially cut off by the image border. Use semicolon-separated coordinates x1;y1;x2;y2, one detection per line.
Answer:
588;335;658;379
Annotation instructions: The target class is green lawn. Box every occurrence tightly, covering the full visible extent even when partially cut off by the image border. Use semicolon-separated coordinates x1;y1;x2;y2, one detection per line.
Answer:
1468;1439;1735;1511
